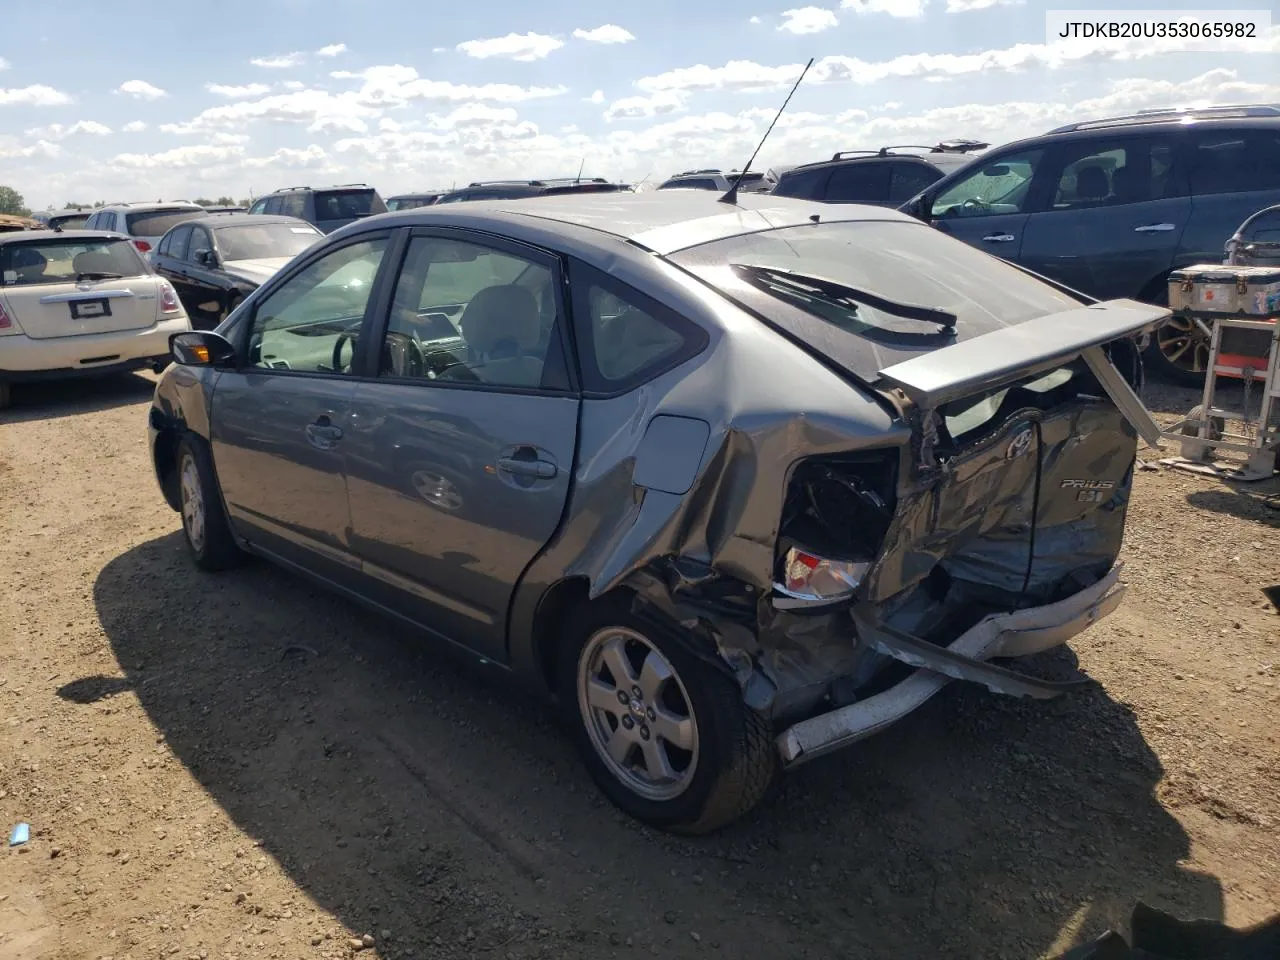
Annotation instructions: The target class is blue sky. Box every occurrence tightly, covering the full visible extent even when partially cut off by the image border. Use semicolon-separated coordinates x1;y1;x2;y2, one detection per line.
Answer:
2;0;1278;208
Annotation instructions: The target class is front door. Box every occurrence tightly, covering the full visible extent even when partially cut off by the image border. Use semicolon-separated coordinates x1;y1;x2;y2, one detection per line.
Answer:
342;231;579;662
1020;134;1190;300
927;145;1049;264
210;233;394;581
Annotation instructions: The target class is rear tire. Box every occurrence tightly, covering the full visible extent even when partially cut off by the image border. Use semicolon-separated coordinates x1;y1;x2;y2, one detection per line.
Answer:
1140;279;1209;387
177;434;244;571
557;595;777;834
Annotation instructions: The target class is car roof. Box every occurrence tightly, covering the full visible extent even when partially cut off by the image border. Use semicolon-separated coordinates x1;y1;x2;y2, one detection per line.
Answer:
781;151;975;177
388;192;443;199
191;214;315;229
96;201;205;211
0;229;128;245
354;190;913;257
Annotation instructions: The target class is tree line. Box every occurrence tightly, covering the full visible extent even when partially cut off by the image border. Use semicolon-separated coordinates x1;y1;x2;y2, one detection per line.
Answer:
0;186;253;217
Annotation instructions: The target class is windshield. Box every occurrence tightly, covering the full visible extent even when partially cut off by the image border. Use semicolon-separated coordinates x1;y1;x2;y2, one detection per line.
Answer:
668;219;1081;379
215;222;322;261
126;208;205;237
0;237;145;287
314;190;386;220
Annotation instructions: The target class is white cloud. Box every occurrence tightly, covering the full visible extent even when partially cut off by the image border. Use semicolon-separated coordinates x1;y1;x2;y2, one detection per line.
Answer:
283;81;305;91
841;0;926;15
779;7;839;33
0;84;73;106
0;57;9;70
241;145;329;170
605;91;688;122
947;0;1018;8
0;138;62;161
317;43;348;57
560;124;579;133
207;83;272;98
114;143;245;170
24;120;112;140
572;24;635;44
118;79;166;100
123;121;147;133
162;89;380;136
587;89;605;104
331;65;567;105
251;52;306;68
749;15;762;23
638;27;1280;93
456;32;563;61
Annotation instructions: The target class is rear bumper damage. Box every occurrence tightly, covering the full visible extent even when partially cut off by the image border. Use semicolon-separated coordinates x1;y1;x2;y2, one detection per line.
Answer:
775;561;1125;766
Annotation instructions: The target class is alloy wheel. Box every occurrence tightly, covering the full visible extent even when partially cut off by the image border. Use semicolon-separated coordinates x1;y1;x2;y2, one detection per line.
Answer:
577;626;700;802
179;453;206;552
1154;314;1211;377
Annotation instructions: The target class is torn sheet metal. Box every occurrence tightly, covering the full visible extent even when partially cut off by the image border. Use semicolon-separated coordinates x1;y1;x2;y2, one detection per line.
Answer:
776;563;1125;765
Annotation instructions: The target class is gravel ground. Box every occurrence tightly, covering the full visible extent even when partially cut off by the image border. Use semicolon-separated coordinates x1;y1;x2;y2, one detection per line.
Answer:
1;372;1277;960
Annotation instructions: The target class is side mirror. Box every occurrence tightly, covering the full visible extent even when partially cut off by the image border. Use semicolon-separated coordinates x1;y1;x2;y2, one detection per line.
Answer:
194;248;217;267
170;331;236;368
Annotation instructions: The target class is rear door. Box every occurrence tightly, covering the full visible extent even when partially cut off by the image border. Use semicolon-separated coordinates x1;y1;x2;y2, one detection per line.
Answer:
1019;134;1190;300
155;225;194;310
0;237;164;339
342;229;579;662
926;145;1049;263
210;232;395;582
1180;126;1280;267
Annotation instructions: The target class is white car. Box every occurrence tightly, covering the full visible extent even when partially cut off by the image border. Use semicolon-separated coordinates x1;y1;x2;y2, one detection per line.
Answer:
82;201;207;257
0;230;191;408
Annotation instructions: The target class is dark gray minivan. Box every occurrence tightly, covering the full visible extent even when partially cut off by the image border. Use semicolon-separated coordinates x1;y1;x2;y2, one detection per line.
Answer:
899;105;1280;384
248;184;389;235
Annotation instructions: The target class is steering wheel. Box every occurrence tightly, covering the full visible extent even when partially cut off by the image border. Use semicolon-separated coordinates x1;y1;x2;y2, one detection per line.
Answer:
384;330;427;377
961;197;990;213
332;333;357;373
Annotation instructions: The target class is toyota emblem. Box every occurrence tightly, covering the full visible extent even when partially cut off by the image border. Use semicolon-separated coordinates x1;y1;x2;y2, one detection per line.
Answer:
1005;426;1034;459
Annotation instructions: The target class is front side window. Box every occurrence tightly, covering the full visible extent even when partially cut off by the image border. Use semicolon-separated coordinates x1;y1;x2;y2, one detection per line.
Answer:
248;198;268;214
187;227;213;262
931;149;1045;218
1048;138;1179;209
247;237;388;373
378;236;559;389
0;238;146;286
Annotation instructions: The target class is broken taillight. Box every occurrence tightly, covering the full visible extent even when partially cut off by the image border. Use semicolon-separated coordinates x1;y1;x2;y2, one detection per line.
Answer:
779;547;869;603
0;300;12;331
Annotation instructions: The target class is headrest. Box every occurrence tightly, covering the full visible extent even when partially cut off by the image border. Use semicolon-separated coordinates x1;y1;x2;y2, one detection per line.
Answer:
459;285;540;358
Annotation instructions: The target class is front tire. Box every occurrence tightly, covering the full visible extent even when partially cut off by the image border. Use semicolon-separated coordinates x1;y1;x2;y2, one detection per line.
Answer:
177;435;243;571
558;596;777;834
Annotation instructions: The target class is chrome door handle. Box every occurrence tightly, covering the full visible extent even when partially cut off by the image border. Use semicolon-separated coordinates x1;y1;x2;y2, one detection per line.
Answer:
496;457;557;479
1133;223;1175;233
982;233;1016;242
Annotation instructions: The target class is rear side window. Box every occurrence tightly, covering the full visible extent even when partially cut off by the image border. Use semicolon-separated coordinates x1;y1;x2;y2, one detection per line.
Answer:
1048;137;1180;209
126;208;204;237
888;163;941;203
314;190;384;220
281;192;307;218
774;167;832;200
568;261;708;395
1188;130;1280;196
169;226;192;261
0;238;145;287
822;163;890;203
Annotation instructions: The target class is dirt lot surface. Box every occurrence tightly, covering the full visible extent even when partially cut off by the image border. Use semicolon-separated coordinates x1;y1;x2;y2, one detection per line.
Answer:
1;373;1278;960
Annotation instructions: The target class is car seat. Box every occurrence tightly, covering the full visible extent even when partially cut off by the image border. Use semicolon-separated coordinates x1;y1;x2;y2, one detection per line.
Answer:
8;246;48;284
1074;165;1110;206
454;284;544;387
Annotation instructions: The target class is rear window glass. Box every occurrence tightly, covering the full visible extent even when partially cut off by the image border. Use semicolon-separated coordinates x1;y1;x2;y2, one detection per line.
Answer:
126;208;205;237
669;220;1081;380
313;190;385;220
660;178;718;190
215;222;322;261
49;213;92;229
0;238;145;287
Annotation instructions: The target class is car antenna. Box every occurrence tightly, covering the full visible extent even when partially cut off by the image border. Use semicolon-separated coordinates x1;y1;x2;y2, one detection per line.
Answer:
575;156;585;183
719;56;814;205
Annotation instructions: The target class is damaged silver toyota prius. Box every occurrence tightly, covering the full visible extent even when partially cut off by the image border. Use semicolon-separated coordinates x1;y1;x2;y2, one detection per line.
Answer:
148;190;1166;833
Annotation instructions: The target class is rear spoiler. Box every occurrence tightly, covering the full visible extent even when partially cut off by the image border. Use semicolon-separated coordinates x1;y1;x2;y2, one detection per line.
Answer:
876;298;1168;448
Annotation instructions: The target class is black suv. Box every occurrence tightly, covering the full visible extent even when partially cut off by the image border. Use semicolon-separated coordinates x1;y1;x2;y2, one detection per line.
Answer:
898;105;1280;384
433;179;633;204
247;184;388;234
771;140;989;207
